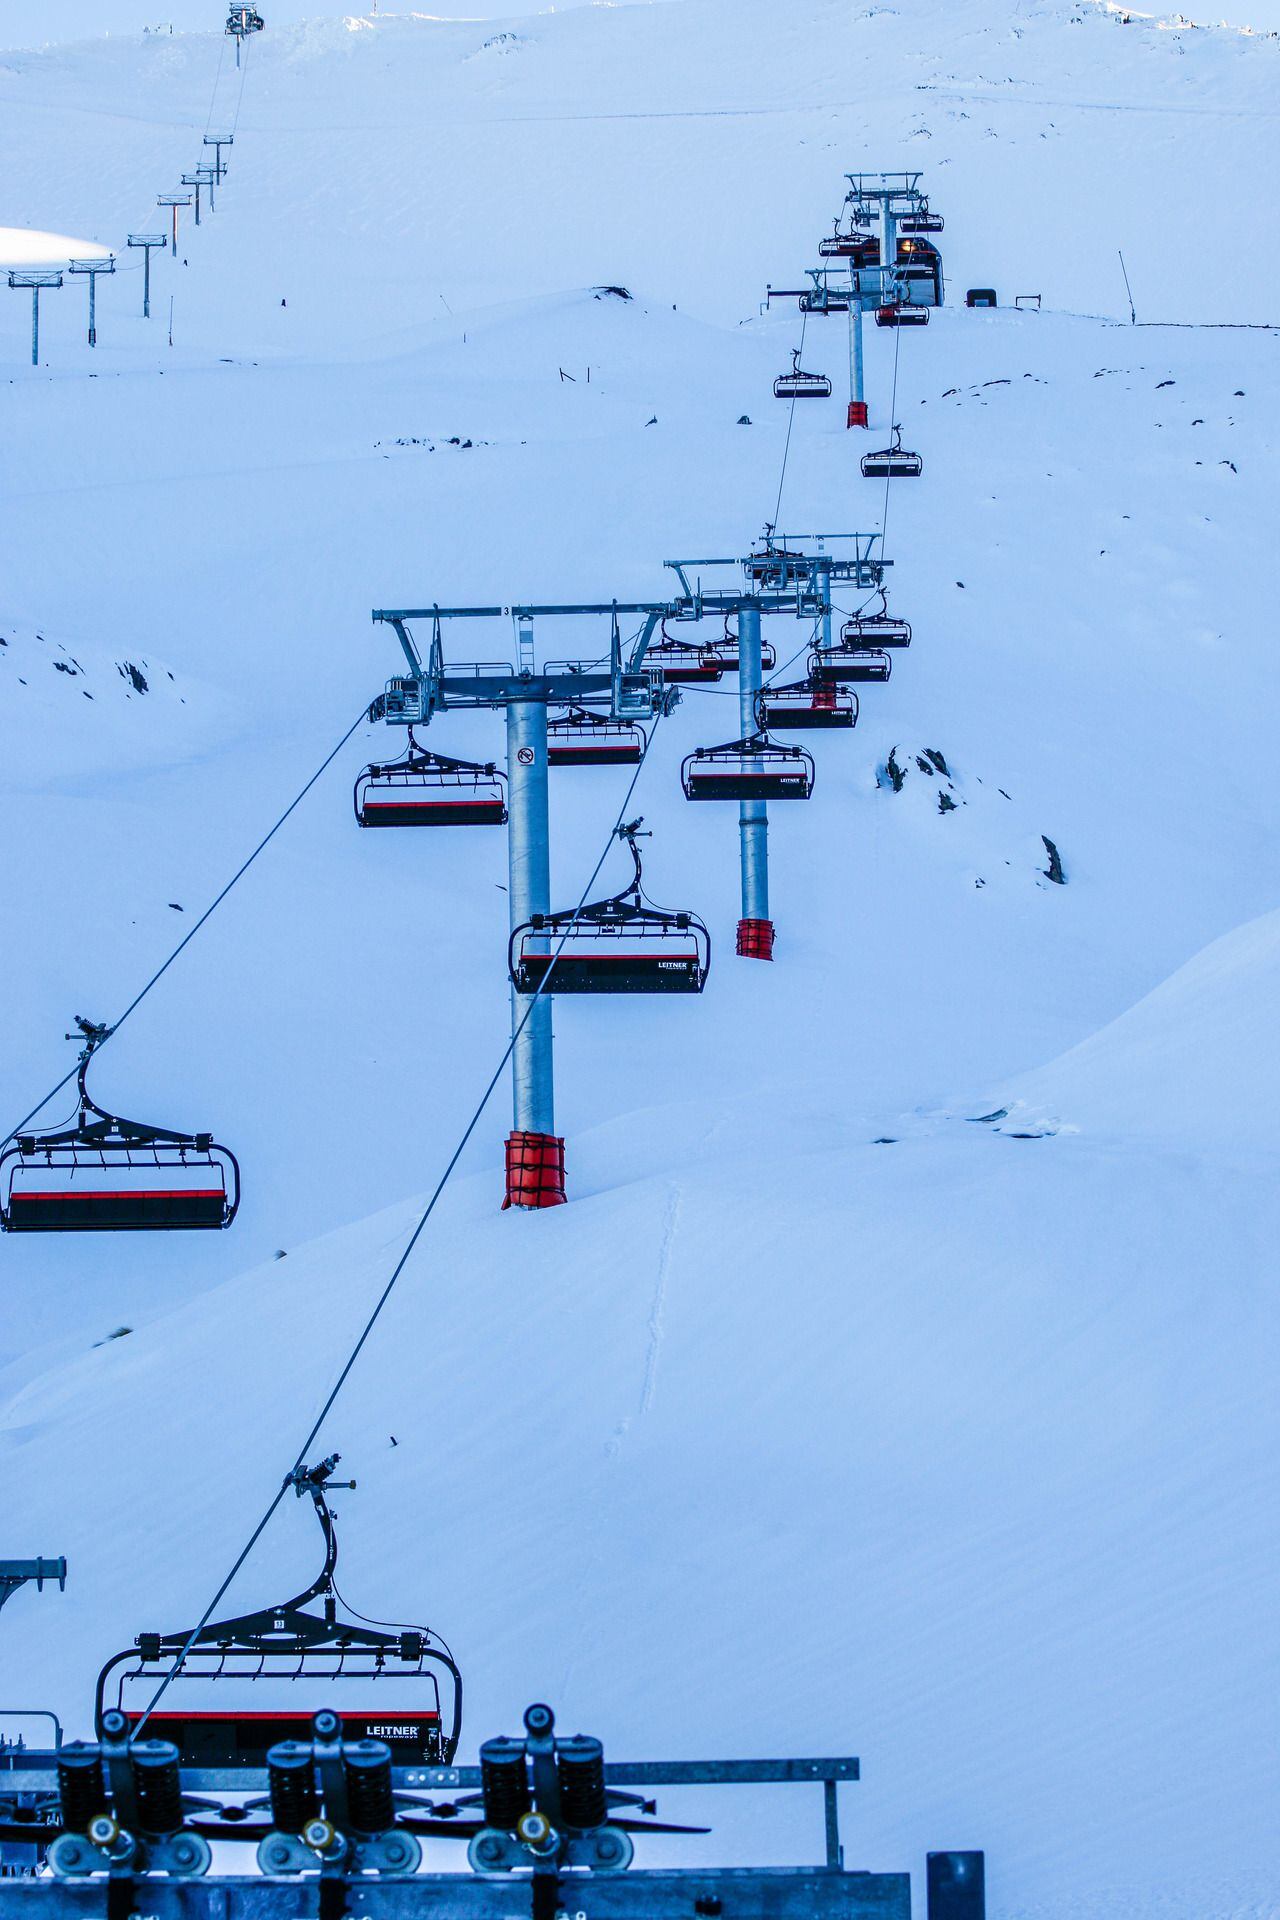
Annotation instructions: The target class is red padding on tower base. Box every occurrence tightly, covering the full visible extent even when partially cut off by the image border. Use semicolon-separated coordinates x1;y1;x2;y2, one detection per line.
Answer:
503;1130;567;1209
847;401;869;429
736;917;776;961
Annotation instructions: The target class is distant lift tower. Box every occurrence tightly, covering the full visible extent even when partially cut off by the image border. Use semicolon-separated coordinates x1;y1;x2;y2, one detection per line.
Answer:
69;256;116;347
665;535;887;954
157;192;192;254
181;172;210;227
203;133;234;184
767;174;942;428
225;4;264;64
7;270;62;367
127;234;167;318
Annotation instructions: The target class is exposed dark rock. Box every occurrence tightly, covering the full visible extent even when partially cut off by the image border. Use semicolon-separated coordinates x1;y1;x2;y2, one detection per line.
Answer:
1041;835;1066;884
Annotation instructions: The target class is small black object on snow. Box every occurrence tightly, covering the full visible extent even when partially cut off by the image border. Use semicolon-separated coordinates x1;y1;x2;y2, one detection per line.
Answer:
168;902;184;912
593;285;632;301
737;414;751;425
1041;835;1066;884
645;415;657;426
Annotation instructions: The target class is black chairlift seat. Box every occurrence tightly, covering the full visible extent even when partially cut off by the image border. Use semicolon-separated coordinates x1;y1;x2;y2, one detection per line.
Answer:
707;619;778;674
681;731;815;802
0;1020;239;1234
773;349;832;400
841;602;912;648
354;732;507;827
757;679;858;730
860;426;923;480
900;210;944;235
95;1455;461;1766
809;645;892;684
875;302;929;328
818;225;874;258
547;706;646;767
510;822;709;996
646;623;725;684
226;4;264;32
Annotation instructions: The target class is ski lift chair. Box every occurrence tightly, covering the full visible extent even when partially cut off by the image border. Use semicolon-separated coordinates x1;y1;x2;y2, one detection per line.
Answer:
809;645;892;684
899;205;944;235
547;707;646;768
773;350;832;400
0;1020;239;1233
840;593;912;648
756;679;858;731
818;222;874;259
860;426;923;480
645;621;725;684
509;822;709;995
875;301;929;327
707;618;777;673
354;731;507;826
96;1456;461;1767
681;732;815;801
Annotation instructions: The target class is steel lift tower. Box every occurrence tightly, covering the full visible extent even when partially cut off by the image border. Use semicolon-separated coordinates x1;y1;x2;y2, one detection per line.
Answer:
767;174;940;426
367;552;881;1208
7;270;63;366
665;535;886;955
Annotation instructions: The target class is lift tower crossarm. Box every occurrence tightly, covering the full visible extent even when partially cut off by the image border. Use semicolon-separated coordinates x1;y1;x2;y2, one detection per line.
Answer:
0;1557;67;1615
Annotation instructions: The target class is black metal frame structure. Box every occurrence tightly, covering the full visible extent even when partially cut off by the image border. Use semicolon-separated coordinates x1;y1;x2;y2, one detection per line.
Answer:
0;1023;238;1235
353;732;508;828
94;1459;461;1768
681;733;815;802
840;597;912;649
859;427;922;481
874;302;929;329
644;622;725;684
756;681;858;731
509;824;709;997
817;220;875;260
707;619;777;674
773;350;832;400
809;646;891;685
546;707;646;768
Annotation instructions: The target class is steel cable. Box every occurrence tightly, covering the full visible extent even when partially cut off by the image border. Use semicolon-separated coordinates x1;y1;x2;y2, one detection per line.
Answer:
129;710;666;1734
2;708;369;1154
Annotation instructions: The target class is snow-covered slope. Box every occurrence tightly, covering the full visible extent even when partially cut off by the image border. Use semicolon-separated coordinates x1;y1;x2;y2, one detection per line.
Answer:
2;6;1278;1919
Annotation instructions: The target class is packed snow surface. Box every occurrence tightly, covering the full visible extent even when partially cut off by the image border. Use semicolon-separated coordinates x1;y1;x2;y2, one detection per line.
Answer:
2;4;1278;1919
